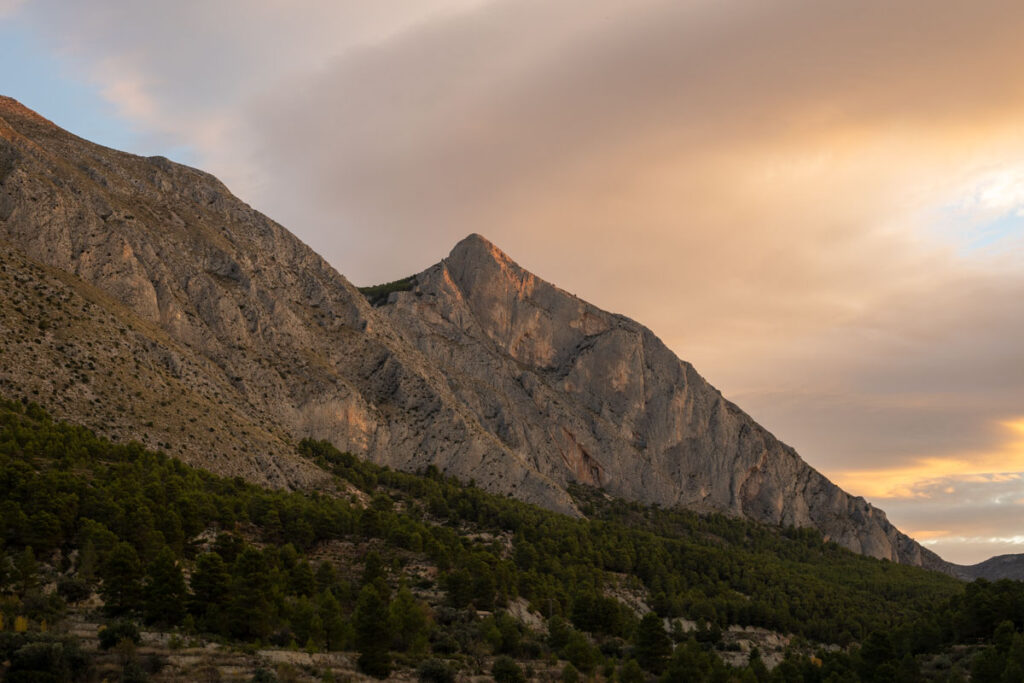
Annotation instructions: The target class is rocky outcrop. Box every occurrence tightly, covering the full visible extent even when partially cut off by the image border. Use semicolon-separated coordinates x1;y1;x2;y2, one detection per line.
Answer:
0;95;954;570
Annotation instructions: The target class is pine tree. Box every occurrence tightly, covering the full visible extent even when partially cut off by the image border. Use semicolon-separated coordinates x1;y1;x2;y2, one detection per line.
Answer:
101;542;143;615
15;546;37;596
389;584;430;653
319;589;348;651
227;548;273;640
213;533;244;563
290;596;317;645
662;638;715;681
143;546;187;626
1003;633;1024;683
190;552;229;611
315;561;337;592
970;645;1005;683
77;540;99;585
289;560;315;596
307;613;325;651
354;583;392;678
262;509;284;543
189;551;230;633
362;551;385;586
619;659;646;683
635;612;671;674
563;631;598;673
548;614;572;650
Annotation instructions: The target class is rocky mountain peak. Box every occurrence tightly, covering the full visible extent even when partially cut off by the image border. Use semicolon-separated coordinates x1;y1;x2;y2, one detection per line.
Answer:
448;232;507;264
443;232;530;301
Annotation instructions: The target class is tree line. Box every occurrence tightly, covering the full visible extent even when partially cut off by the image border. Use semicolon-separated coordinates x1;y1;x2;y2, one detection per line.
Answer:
0;396;1022;681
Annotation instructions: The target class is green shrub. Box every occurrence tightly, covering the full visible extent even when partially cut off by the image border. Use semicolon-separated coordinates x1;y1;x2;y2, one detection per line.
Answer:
99;619;141;650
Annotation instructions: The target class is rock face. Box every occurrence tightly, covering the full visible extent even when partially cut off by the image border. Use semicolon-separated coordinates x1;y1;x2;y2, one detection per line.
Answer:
0;95;952;570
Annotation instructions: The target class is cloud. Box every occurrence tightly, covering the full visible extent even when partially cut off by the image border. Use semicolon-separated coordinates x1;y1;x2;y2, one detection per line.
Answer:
7;0;1024;563
0;0;24;18
822;421;1024;565
878;473;1024;565
11;0;492;181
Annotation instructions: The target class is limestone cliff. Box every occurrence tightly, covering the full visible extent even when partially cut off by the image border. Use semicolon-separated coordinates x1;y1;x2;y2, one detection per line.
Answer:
0;95;951;570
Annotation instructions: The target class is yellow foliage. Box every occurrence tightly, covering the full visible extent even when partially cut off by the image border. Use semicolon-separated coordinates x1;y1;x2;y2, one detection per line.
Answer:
14;615;29;633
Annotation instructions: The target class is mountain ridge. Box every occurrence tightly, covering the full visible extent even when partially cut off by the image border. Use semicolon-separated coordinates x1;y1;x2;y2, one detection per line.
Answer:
0;95;1014;575
955;554;1024;581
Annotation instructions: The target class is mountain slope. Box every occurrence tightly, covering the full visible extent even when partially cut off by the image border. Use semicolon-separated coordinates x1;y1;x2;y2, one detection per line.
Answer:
0;95;960;571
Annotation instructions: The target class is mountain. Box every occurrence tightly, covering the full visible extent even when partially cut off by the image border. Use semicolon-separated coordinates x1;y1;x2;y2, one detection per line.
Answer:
955;554;1024;581
0;95;986;573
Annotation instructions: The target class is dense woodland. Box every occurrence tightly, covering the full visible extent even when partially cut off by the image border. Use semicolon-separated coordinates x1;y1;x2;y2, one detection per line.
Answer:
0;396;1023;681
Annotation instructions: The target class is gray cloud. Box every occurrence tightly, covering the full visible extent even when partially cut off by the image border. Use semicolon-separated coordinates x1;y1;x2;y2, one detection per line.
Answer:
734;270;1024;468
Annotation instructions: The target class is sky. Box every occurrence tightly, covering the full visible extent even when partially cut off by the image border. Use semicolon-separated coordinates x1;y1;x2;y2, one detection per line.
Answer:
2;0;1023;564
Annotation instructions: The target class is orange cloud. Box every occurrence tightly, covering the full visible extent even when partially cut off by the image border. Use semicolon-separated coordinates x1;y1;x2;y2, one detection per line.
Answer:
908;530;952;541
834;418;1024;499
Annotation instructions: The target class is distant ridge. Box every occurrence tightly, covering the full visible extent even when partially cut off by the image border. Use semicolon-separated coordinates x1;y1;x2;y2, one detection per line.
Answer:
954;554;1024;581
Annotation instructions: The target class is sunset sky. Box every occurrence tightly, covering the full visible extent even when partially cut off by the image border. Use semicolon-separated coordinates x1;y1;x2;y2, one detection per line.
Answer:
3;0;1023;564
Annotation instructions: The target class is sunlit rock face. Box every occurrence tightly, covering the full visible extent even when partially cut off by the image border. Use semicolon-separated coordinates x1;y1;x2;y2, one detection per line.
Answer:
0;95;951;570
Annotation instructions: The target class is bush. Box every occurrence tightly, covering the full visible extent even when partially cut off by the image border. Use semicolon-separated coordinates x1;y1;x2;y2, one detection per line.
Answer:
492;655;526;683
418;658;456;683
99;619;141;650
251;667;278;682
7;637;89;682
57;576;91;604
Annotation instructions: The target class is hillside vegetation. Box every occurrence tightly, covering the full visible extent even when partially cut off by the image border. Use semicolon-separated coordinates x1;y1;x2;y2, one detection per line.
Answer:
357;276;417;306
0;397;1022;681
